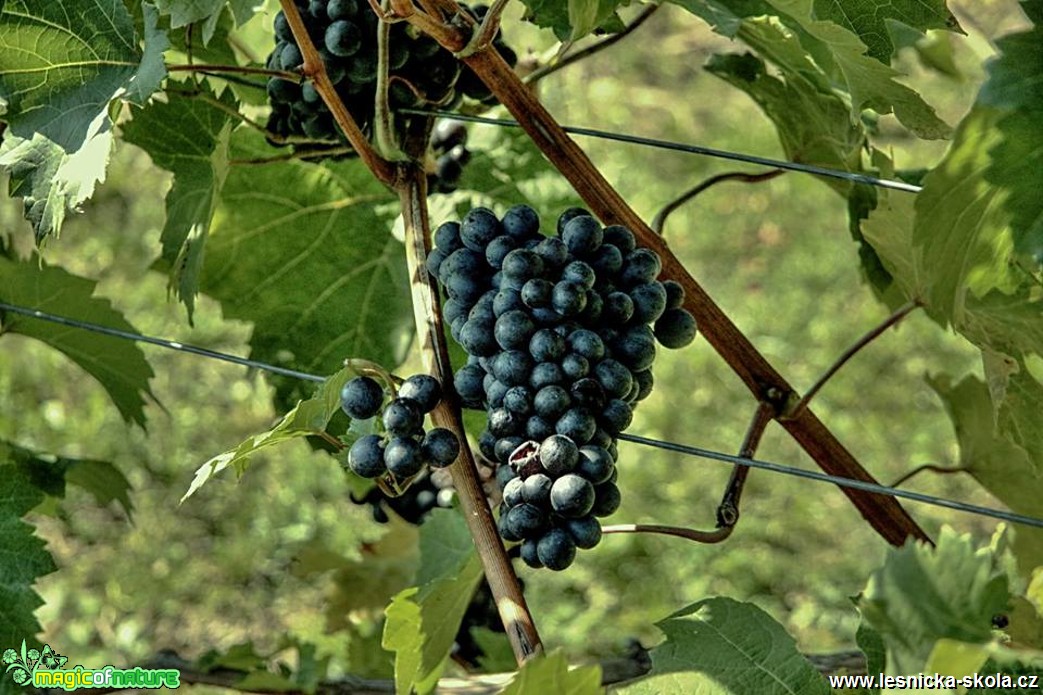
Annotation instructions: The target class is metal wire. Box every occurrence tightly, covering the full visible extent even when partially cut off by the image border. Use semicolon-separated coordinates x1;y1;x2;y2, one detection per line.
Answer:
398;108;924;194
3;301;1040;530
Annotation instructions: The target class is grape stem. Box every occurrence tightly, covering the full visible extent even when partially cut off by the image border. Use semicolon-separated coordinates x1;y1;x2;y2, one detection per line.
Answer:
373;0;410;161
651;169;786;235
398;164;543;665
277;0;398;185
394;2;931;547
785;301;921;419
464;0;508;56
602;523;732;544
889;463;970;489
716;402;774;528
167;63;300;81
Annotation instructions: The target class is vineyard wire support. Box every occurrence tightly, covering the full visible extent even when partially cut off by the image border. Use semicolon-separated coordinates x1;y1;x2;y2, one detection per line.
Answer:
398;163;543;665
396;7;930;547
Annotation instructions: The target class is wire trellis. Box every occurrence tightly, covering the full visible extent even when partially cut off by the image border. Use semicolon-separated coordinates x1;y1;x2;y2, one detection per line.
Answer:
2;301;1039;531
398;108;924;194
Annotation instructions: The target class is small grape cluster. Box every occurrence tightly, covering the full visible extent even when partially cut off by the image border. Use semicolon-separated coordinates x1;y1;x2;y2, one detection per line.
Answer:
428;119;471;194
340;374;461;480
427;205;697;569
265;1;515;146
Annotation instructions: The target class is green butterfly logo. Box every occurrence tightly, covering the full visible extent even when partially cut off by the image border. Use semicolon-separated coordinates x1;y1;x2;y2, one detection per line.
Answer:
3;641;68;685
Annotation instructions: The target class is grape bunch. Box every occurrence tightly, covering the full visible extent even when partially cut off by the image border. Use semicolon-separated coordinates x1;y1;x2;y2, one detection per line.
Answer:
340;373;461;480
427;205;697;569
265;1;516;147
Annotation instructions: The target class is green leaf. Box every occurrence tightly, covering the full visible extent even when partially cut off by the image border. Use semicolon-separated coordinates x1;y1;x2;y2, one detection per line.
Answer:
856;619;885;692
499;650;602;695
705;51;864;191
0;1;168;152
517;0;623;40
809;0;961;64
927;373;1043;574
382;509;484;695
568;0;599;39
181;365;353;501
0;465;58;645
154;0;225;28
0;258;156;427
860;188;924;303
200;130;412;409
122;85;235;322
858;527;1010;675
766;0;951;139
980;25;1043;265
0;123;112;242
617;597;830;694
0;439;133;518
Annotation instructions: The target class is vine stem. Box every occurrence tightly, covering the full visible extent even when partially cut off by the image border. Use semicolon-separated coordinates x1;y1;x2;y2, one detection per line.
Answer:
716;401;774;528
278;0;398;185
395;6;930;547
398;164;542;665
652;169;785;235
167;63;299;80
786;301;920;419
889;463;969;489
602;523;732;543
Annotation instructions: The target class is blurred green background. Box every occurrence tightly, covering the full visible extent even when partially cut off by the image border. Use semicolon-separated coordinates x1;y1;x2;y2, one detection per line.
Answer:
0;0;1024;680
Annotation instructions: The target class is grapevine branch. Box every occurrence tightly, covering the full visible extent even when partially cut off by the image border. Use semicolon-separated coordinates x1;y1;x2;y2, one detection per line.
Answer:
890;463;970;489
398;164;543;664
278;0;398;185
652;169;785;235
717;401;775;528
393;3;930;547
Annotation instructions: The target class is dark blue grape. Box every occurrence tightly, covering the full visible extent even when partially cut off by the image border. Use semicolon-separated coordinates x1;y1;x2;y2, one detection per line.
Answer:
529;329;566;362
502;204;541;240
655;308;698;348
461;207;501;251
633;368;654;402
552;281;587;316
495;435;526;463
385;436;423;477
533;237;569;268
570;378;606;410
551;474;595;517
485;235;518;269
422;428;460;467
460;319;497;356
454;364;485;408
493;288;525;317
495;310;536;350
537;528;576;570
594;359;633;400
383;398;422;436
506;503;548;538
603;225;636;254
538;434;579;477
341;376;384;419
522;473;553;505
399;374;442;413
521;278;554;308
663;279;685;309
502;249;544;281
568;329;605;361
561;216;603;257
503;385;533;415
563;516;602;549
534;385;571;420
599;399;633;435
577;446;615;484
556;207;590;236
630;281;668;323
589;244;623;277
525;415;555;441
325;20;361;57
612;326;656;371
502;476;525;507
530;361;564;389
561;353;590;380
492;349;533;386
520;538;543;568
603;291;635;324
347;434;386;478
592;481;621;517
434;221;462;253
562;261;596;289
621;248;662;286
327;0;357;19
555;408;597;445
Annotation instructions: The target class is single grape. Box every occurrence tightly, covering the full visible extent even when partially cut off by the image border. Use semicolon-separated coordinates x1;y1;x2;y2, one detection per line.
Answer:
495;310;536;351
655;308;698;349
556;207;590;236
599;398;633;435
534;385;571;420
522;473;553;505
537;527;577;570
422;428;460;467
577;446;615;484
551;281;587;316
520;538;543;568
663;279;685;309
325;20;361;57
526;415;555;441
502;204;541;240
385;436;424;477
592;481;622;517
485;235;518;269
603;224;636;253
347;434;387;478
461;207;501;251
505;503;548;538
399;374;442;413
555;407;597;445
538;434;579;477
529;328;566;362
563;516;602;549
629;281;668;323
340;376;384;419
383;398;423;436
621;248;662;286
502;477;525;508
530;362;565;389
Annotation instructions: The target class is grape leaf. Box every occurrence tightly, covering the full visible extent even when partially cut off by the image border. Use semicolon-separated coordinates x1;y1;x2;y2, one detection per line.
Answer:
927;373;1043;574
0;465;58;646
858;527;1010;675
810;0;961;64
766;0;951;139
856;619;886;692
616;597;830;694
200;130;412;409
122;85;235;322
705;51;864;191
154;0;225;28
0;439;133;518
979;24;1043;266
383;509;484;695
0;1;168;152
499;650;602;695
0;258;156;427
0;119;112;242
181;365;353;501
517;0;624;40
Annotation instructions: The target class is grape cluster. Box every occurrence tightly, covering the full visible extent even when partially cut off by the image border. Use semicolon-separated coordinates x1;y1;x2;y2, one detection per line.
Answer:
427;205;697;569
428;119;471;194
340;374;461;480
265;1;516;146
